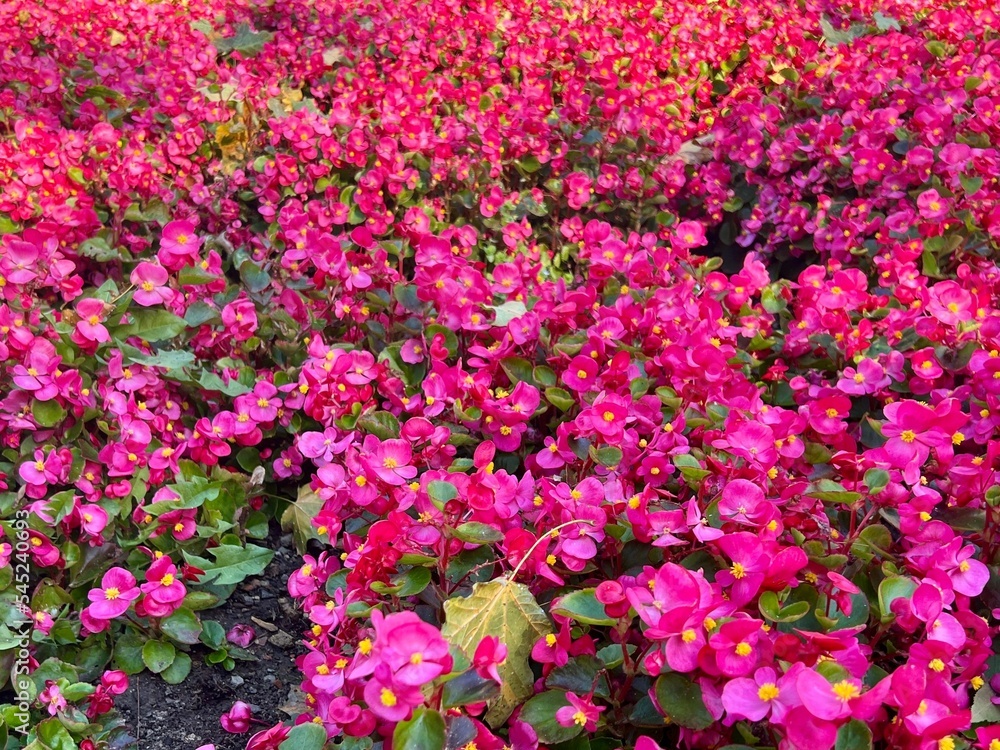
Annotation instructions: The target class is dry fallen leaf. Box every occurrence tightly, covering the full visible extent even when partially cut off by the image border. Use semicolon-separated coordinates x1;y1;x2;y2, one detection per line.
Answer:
251;616;278;633
280;484;322;553
442;578;552;726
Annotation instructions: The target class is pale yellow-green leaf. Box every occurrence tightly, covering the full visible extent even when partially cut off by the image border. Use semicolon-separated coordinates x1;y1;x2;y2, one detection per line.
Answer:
280;485;323;554
442;579;551;726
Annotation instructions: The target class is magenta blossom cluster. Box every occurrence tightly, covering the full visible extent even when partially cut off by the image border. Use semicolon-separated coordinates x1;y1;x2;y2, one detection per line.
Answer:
4;0;1000;749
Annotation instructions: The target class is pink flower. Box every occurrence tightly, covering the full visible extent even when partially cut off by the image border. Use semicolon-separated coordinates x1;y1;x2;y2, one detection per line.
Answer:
837;358;890;395
796;668;888;722
879;400;951;484
927;280;973;325
564;172;593;210
221;298;258;341
686;500;723;542
673;220;707;250
368;439;417;486
917;189;949;220
158;220;202;269
555;692;604;732
371;610;452;685
130;262;173;306
473;636;507;684
39;681;67;716
299;428;342;464
715;532;768;605
939;538;990;596
578;392;630;444
221;701;253;733
562;355;599;392
74;298;110;344
139;555;186;612
714;420;776;467
86;567;140;620
718;479;769;527
722;665;802;723
709;618;765;677
227;624;256;649
363;663;424;722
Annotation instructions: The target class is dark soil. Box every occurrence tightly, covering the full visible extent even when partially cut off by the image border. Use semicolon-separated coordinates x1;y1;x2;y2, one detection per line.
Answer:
115;531;307;750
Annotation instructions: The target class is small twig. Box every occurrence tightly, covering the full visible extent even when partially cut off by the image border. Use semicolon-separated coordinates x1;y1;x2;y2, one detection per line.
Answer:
509;519;594;580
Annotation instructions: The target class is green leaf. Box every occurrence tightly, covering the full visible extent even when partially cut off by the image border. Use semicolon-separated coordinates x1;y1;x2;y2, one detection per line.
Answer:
357;410;401;439
214;23;274;56
452;522;504;545
34;719;76;750
278;722;329;750
517;155;541;173
113;631;147;675
835;719;873;750
239;259;271;292
194;543;274;586
178;265;219;285
78;236;119;261
877;576;916;623
873;12;900;31
492;301;528;327
160;652;192;684
427;480;458;505
806;479;861;505
519;691;580;744
545;386;575;411
552;589;616;626
200;620;226;650
121;345;196;370
46;490;80;526
925;40;947;57
120;308;188;342
819;16;866;45
863;469;890;494
184;300;220;326
758;591;781;621
589;445;622;468
425;324;459;357
442;579;552;726
393;567;432;597
629;377;649;399
392;708;446;750
972;685;1000;723
181;591;219;611
393;284;422;312
546;654;604;694
961;175;984;196
197;370;252;396
533;365;557;387
280;484;323;554
141;640;176;674
922;248;940;278
501;356;535;385
31;398;66;428
0;216;18;235
758;591;809;623
851;524;893;562
654;673;713;729
442;670;501;708
160;607;203;645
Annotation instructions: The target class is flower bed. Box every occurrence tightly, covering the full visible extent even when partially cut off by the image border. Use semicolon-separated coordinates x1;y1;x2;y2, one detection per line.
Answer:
2;1;1000;749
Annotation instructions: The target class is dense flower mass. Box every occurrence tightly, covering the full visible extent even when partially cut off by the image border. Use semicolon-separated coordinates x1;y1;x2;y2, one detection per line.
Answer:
3;0;1000;749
